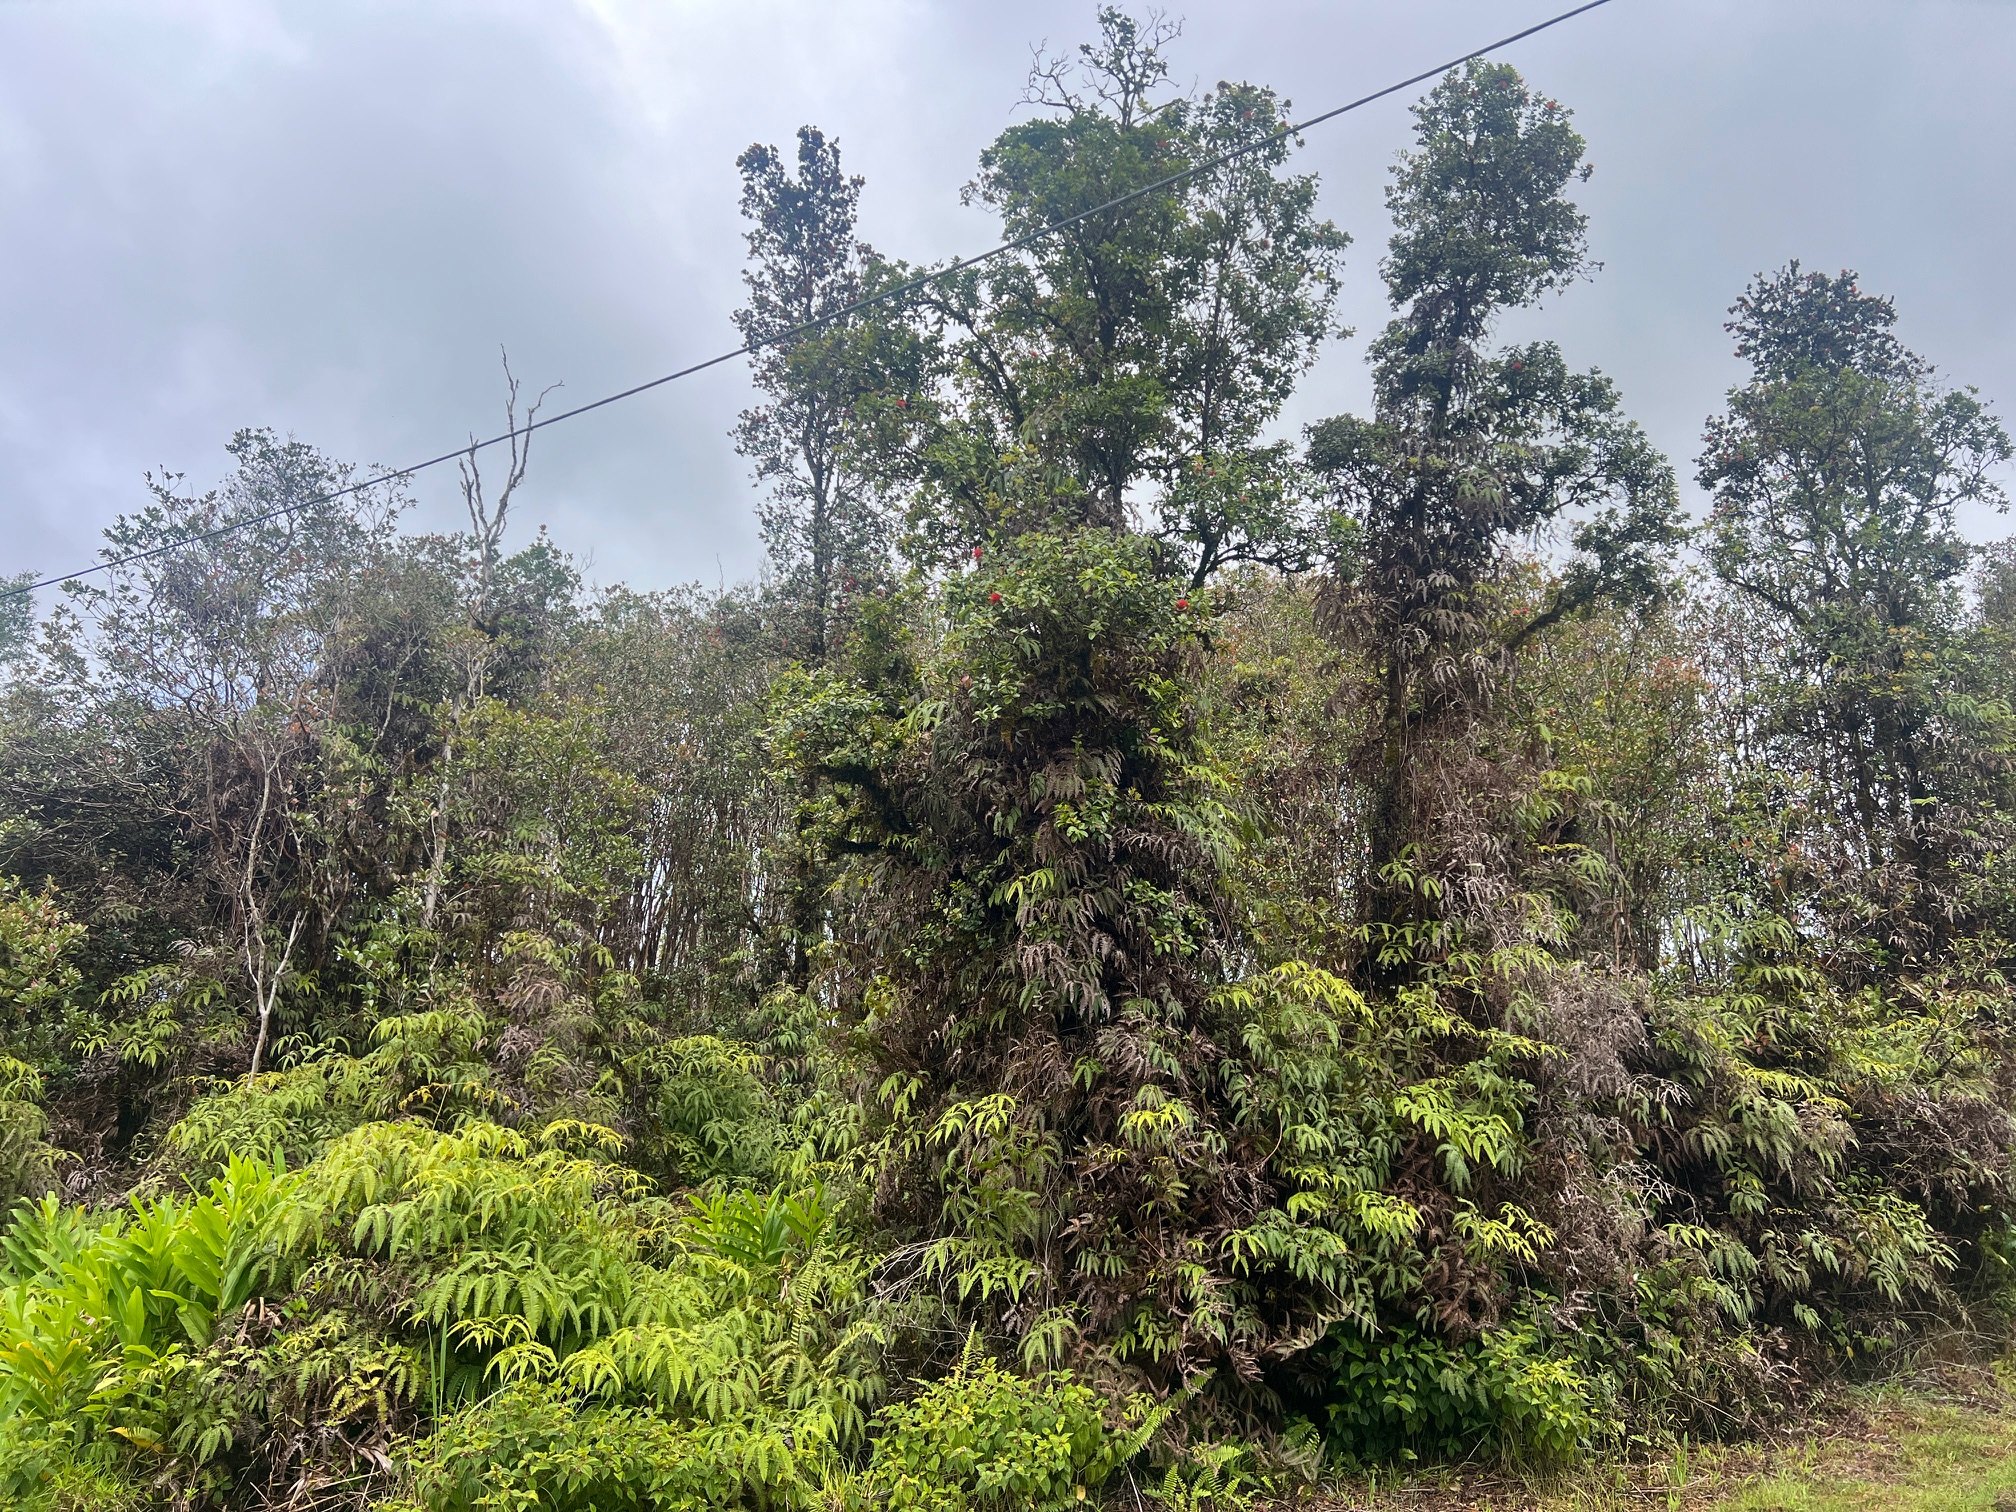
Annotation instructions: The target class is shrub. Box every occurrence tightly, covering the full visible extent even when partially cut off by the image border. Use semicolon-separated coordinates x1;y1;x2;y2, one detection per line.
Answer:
629;1034;781;1187
1321;1322;1602;1466
861;1343;1145;1512
0;880;83;1205
164;1052;393;1173
405;1380;822;1512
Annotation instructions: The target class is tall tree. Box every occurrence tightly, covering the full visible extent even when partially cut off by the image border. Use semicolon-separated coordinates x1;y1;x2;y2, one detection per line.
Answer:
52;432;409;1081
1307;61;1678;931
0;577;32;665
878;7;1347;578
733;127;890;660
1699;264;2013;961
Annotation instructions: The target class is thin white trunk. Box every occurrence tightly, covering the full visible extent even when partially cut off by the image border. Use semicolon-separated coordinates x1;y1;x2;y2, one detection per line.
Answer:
247;912;305;1080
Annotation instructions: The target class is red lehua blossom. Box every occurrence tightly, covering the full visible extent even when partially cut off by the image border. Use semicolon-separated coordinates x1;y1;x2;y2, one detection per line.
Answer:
989;592;1002;603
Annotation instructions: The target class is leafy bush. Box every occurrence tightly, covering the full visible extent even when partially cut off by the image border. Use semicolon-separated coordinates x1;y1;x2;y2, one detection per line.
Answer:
1321;1323;1602;1466
0;1116;886;1508
0;880;83;1204
861;1343;1144;1512
0;1155;296;1499
629;1034;781;1187
1140;1440;1267;1512
165;1051;395;1173
404;1380;824;1512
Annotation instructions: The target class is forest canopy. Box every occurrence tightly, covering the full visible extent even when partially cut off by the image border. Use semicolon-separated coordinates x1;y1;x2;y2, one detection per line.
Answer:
2;11;2013;1511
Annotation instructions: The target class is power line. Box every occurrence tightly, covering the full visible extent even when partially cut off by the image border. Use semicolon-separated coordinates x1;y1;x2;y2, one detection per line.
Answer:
1;0;1617;604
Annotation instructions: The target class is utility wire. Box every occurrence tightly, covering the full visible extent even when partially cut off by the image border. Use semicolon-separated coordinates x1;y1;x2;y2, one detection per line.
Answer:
1;0;1617;603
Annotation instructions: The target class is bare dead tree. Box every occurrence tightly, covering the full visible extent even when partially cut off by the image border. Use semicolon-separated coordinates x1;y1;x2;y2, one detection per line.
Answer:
420;352;560;931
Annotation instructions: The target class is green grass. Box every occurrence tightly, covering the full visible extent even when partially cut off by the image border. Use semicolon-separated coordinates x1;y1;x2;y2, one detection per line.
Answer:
1711;1401;2016;1511
1301;1376;2016;1512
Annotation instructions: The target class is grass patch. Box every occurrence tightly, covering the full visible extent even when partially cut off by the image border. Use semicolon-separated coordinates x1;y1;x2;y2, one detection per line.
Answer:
1712;1399;2016;1511
1293;1368;2016;1512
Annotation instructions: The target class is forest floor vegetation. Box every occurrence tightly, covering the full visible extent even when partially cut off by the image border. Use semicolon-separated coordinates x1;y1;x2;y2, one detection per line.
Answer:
1295;1360;2016;1511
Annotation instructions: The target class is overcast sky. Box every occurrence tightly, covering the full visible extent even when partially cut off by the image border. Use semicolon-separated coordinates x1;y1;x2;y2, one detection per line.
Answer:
2;0;2013;598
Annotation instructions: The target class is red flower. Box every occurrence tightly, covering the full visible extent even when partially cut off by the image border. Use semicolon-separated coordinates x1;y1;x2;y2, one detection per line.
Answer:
972;546;983;560
1176;598;1189;610
989;592;1002;603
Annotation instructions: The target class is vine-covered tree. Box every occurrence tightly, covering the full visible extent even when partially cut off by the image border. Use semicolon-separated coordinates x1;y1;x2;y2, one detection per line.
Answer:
774;531;1271;1385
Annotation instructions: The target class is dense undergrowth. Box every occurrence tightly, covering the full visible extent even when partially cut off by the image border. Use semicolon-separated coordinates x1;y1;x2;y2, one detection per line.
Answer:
3;10;2015;1509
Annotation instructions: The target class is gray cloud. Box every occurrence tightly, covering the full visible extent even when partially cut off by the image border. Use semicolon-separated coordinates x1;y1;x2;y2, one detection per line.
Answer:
2;0;2011;595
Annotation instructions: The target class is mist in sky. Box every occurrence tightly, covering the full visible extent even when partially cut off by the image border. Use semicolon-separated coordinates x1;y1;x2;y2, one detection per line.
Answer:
2;0;2012;594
